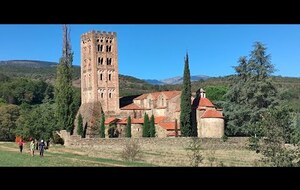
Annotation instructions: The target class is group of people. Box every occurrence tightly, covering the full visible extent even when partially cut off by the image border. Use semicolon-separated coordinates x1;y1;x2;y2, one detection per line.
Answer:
18;139;47;157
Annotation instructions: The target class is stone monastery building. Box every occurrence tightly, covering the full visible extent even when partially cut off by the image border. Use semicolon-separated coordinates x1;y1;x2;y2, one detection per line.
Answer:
76;30;224;138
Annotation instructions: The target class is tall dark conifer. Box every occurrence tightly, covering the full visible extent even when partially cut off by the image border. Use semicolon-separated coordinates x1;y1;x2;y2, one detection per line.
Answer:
55;25;75;133
126;116;132;138
180;53;192;137
149;114;156;137
143;113;150;137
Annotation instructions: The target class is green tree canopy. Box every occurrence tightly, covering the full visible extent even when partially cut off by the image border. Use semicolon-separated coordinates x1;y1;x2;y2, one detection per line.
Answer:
224;42;278;136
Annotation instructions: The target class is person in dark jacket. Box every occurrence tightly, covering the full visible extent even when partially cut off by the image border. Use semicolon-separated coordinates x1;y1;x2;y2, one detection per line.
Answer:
39;140;45;157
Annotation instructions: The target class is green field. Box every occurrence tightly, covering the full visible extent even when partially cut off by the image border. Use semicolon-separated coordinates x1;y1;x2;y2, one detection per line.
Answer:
0;140;262;167
0;142;154;167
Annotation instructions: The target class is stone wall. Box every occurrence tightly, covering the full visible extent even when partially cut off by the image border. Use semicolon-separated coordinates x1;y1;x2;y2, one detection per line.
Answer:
59;130;249;150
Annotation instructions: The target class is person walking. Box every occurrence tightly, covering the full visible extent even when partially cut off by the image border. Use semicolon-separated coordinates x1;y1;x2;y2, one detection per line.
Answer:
30;139;35;156
18;139;24;153
39;140;45;157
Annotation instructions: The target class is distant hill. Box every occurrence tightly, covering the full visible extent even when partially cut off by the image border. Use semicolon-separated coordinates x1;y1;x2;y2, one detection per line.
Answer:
143;79;165;85
0;60;58;68
0;60;162;97
144;75;210;85
0;60;80;84
1;60;300;112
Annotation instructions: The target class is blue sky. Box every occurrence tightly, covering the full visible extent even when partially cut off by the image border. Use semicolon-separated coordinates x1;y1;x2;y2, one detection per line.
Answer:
0;24;299;80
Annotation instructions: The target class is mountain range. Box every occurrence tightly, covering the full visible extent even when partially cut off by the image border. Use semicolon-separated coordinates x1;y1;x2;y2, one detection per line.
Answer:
0;60;209;85
144;75;210;85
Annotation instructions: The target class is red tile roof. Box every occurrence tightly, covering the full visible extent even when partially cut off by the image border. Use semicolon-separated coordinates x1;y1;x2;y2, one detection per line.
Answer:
134;93;149;100
197;98;215;108
162;91;181;99
133;91;181;101
120;103;145;110
158;122;178;130
149;92;161;100
131;118;144;124
117;118;128;125
104;117;118;125
154;116;168;124
201;109;223;118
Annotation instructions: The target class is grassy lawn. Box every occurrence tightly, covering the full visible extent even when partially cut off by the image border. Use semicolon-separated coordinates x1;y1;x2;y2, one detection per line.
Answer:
0;142;155;167
0;140;261;167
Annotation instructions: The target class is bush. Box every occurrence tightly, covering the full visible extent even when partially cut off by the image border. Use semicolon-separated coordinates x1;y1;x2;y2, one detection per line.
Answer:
121;140;142;161
186;138;203;167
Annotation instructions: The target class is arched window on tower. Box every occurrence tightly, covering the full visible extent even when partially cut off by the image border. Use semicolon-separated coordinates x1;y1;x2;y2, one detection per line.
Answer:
100;74;103;81
108;74;111;81
97;44;100;52
107;58;112;65
100;45;103;52
101;93;103;98
109;93;112;98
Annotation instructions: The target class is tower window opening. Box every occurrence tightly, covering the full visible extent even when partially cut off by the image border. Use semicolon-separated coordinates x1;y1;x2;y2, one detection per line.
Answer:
100;58;103;65
97;44;100;52
100;74;103;81
106;39;108;43
98;57;100;64
110;40;112;43
97;39;99;42
100;45;103;52
107;58;112;65
109;74;111;81
108;46;112;52
109;93;112;98
101;93;103;98
101;39;103;42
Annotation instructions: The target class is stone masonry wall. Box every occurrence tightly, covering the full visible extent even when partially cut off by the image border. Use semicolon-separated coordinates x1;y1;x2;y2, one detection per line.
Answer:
59;130;249;150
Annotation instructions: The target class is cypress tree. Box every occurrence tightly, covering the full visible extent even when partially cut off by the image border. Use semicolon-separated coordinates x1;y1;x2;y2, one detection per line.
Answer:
77;113;83;137
55;25;75;133
143;113;150;137
126;116;132;138
180;53;193;137
149;114;156;137
100;114;105;138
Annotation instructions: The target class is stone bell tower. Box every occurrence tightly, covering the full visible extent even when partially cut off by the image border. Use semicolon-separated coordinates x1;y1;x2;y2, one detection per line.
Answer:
80;30;120;115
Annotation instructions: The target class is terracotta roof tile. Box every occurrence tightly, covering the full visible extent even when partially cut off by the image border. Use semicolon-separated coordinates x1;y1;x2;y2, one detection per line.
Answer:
120;103;146;110
158;122;178;130
149;92;161;100
134;93;149;100
162;91;181;99
134;91;181;101
154;116;168;124
104;117;118;125
117;118;128;125
197;98;215;108
201;109;223;118
131;118;144;124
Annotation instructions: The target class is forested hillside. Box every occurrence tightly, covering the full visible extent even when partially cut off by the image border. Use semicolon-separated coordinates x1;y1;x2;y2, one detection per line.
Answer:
1;60;299;111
